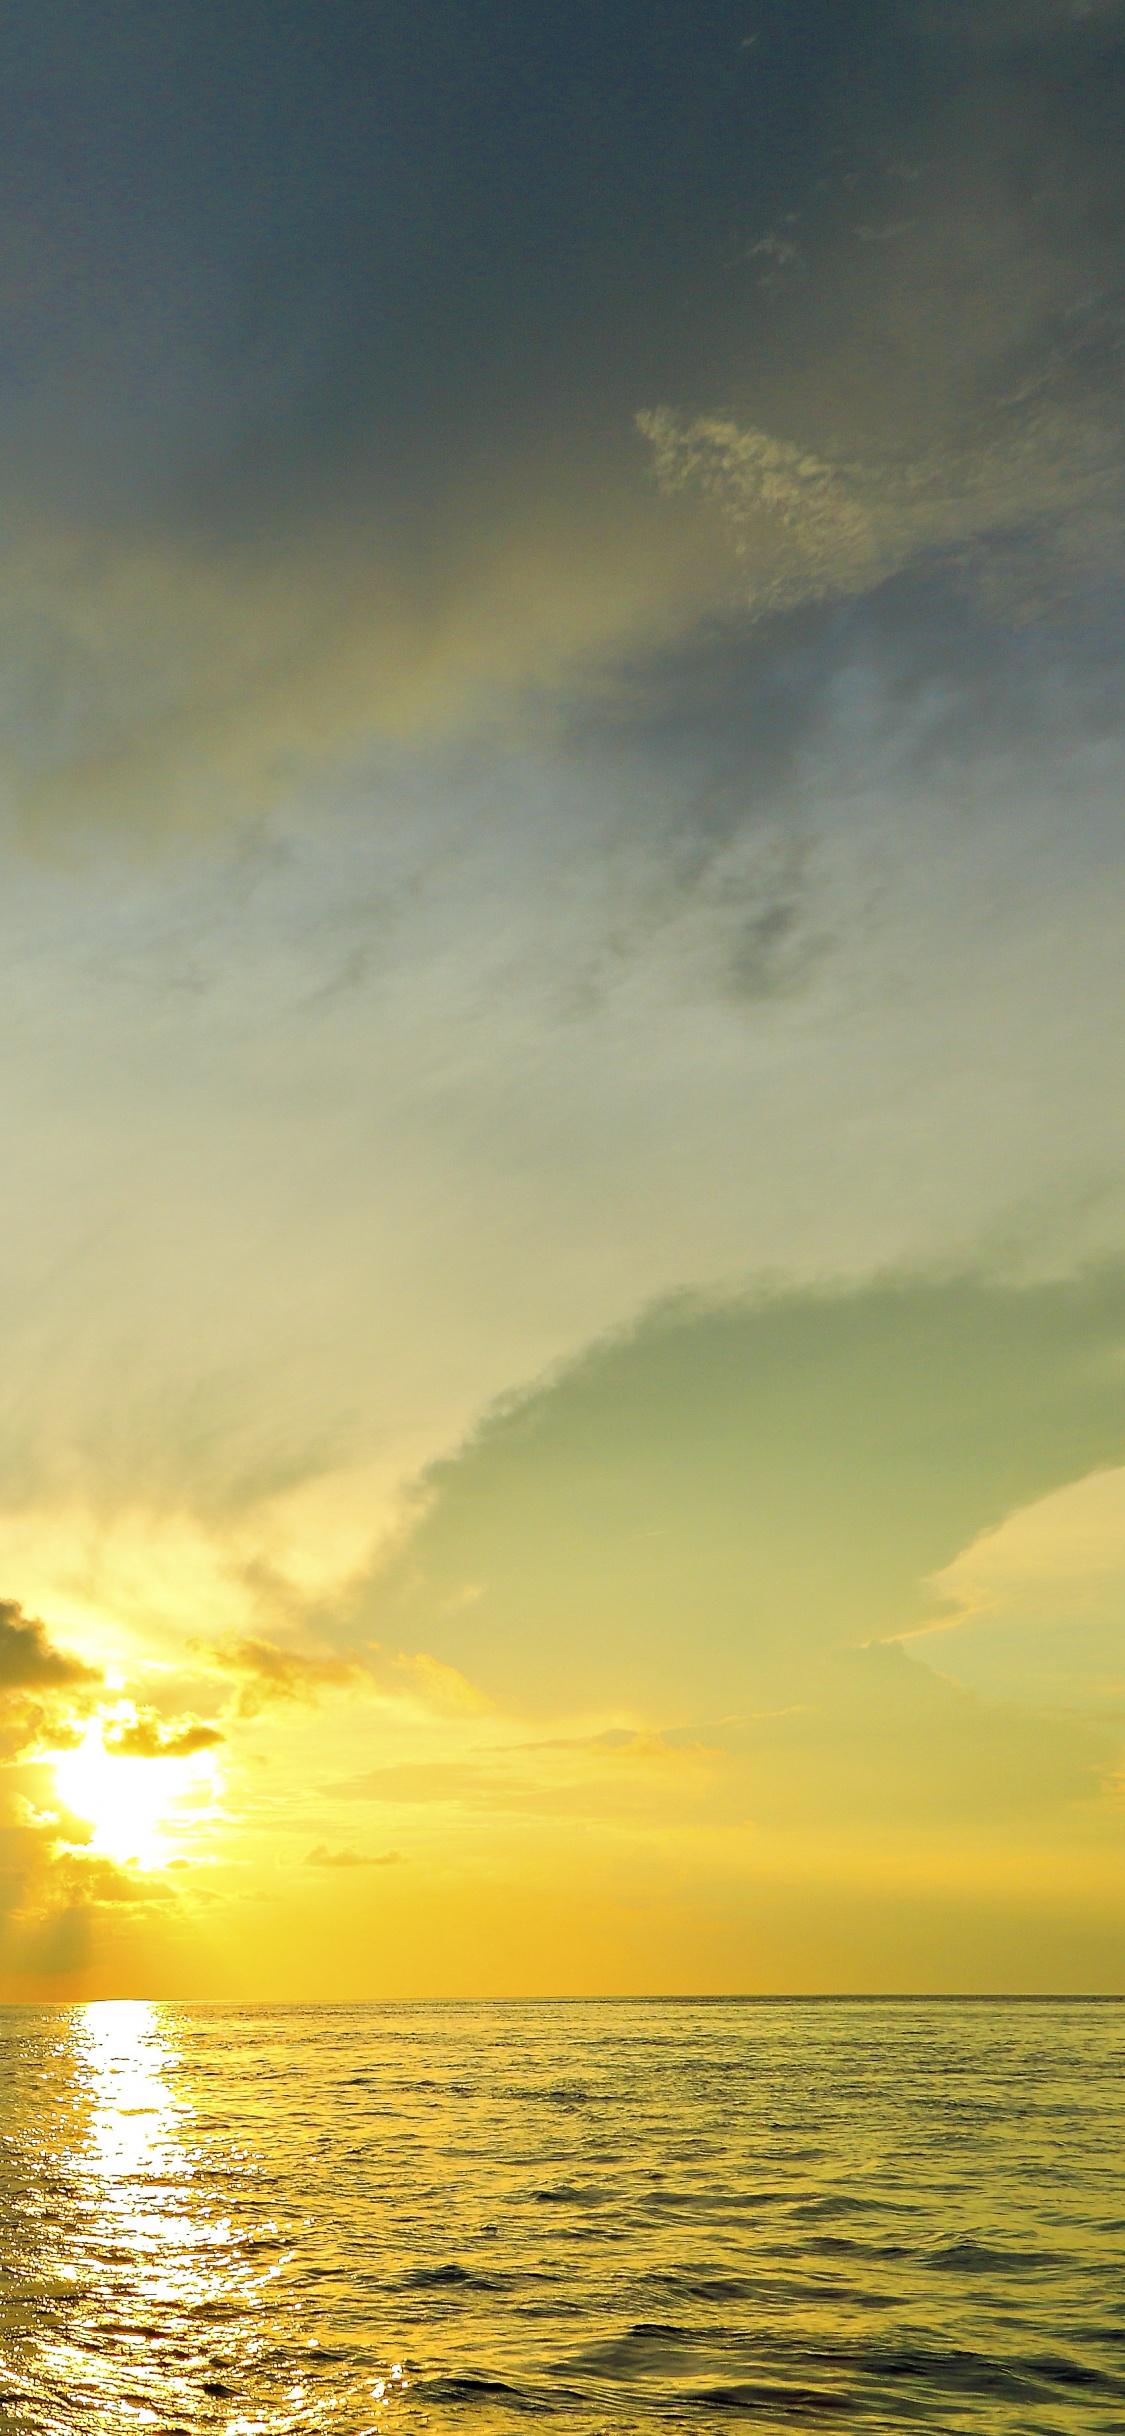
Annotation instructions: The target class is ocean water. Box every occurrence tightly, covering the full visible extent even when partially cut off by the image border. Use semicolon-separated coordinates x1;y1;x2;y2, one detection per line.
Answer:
0;2000;1121;2434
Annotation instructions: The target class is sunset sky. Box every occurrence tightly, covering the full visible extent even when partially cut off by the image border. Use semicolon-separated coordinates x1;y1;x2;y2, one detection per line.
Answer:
2;0;1125;1997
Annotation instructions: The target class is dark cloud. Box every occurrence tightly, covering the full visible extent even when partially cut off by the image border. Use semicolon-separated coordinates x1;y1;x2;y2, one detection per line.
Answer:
0;1600;100;1695
0;0;1120;836
0;0;809;527
101;1712;224;1759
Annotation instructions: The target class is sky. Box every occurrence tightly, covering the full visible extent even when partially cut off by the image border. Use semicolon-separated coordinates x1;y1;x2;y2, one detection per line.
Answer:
1;0;1125;1997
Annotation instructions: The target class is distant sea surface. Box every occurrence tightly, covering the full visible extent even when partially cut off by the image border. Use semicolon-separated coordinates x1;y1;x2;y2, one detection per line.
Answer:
0;1999;1122;2434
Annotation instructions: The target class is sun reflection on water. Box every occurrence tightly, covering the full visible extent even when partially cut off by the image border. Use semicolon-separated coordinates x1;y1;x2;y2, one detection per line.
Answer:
31;2004;281;2430
82;1998;183;2180
13;2004;410;2433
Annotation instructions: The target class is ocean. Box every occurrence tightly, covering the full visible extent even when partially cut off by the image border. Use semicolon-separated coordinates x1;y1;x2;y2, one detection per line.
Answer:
0;1999;1121;2433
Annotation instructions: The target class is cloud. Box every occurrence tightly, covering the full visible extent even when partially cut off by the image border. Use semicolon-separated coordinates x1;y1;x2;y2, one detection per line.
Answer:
0;475;718;845
0;1599;100;1694
909;1464;1125;1708
302;1844;402;1868
3;554;1125;1667
0;1;1123;1999
202;1633;488;1723
637;397;1120;622
205;1636;371;1719
46;1850;181;1912
369;1648;493;1717
101;1710;224;1759
640;16;1125;629
4;0;1121;849
637;411;880;612
312;1252;1125;1865
355;1267;1125;1718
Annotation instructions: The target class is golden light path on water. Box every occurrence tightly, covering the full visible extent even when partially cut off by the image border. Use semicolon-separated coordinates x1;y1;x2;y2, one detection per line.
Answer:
15;2003;408;2434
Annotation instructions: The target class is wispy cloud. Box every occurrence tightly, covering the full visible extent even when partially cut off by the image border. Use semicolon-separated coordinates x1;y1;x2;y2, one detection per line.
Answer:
637;398;1120;619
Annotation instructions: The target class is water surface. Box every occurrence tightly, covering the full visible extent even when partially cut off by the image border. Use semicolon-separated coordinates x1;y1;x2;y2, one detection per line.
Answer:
0;1999;1121;2433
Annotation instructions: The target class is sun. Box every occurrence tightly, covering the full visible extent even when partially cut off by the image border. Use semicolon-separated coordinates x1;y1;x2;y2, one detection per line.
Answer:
52;1716;222;1869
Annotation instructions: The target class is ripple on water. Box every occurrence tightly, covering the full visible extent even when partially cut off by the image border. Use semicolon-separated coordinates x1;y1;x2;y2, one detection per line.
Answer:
0;1998;1122;2434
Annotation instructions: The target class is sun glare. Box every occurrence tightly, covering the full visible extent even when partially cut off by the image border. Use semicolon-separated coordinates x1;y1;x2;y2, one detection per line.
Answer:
52;1720;221;1869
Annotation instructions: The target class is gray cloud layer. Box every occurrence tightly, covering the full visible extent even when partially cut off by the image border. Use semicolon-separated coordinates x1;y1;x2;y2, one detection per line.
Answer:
0;0;1121;834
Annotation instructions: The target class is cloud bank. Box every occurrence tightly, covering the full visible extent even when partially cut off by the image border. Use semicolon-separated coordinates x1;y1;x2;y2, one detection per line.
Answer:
0;1;1123;1991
